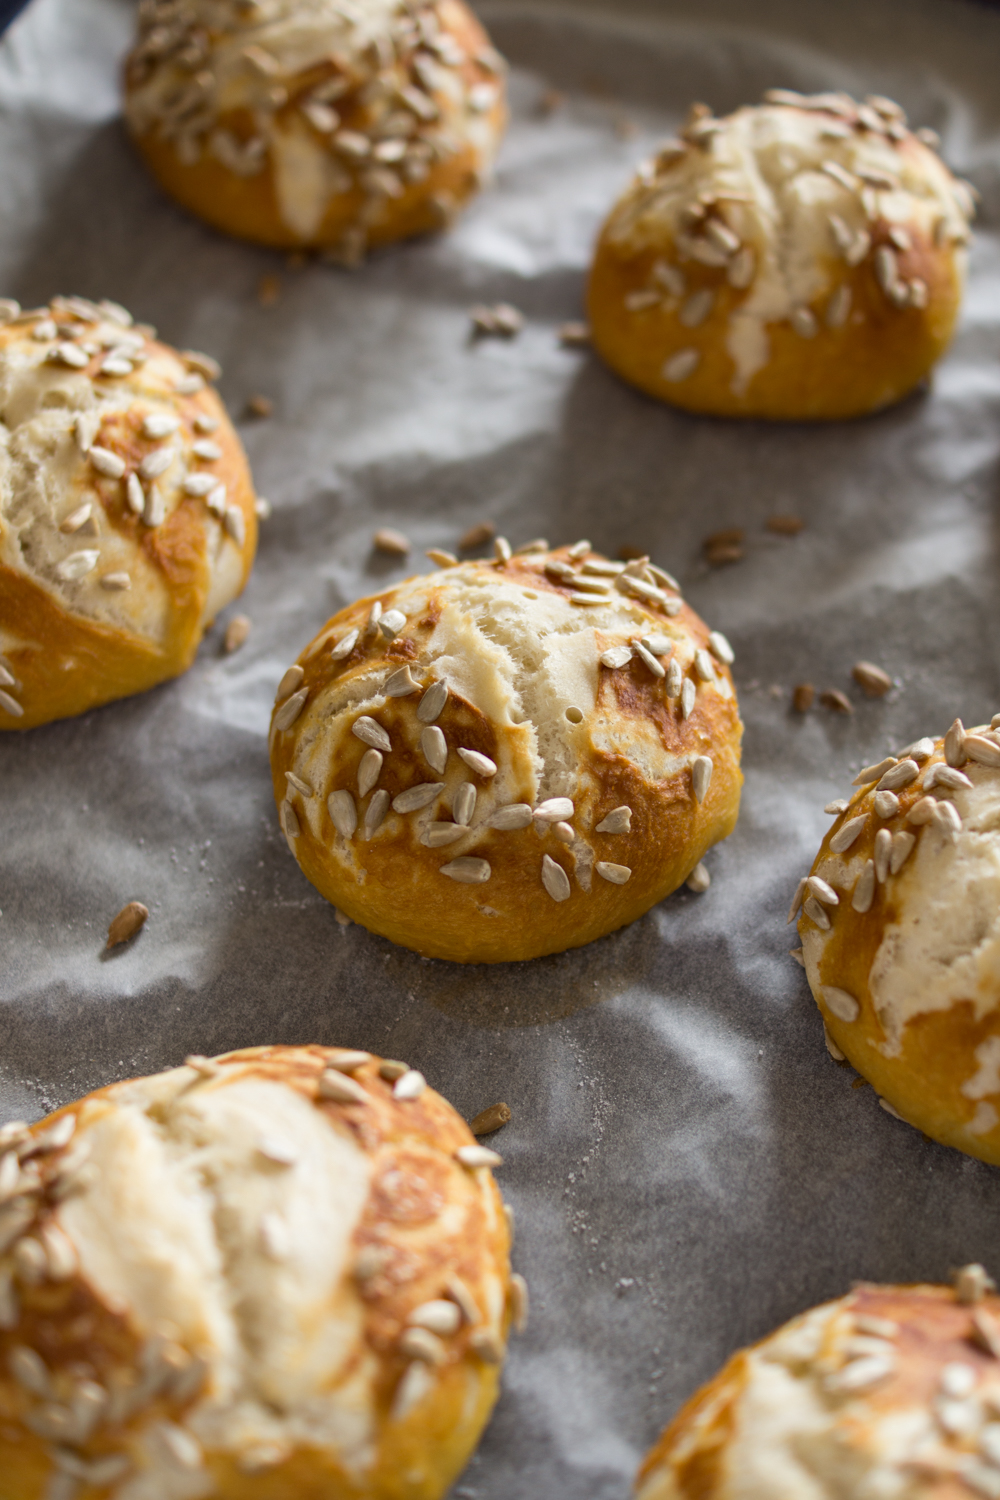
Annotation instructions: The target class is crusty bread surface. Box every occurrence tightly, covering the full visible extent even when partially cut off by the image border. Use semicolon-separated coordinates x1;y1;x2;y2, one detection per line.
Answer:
0;1044;514;1499
124;0;507;258
588;90;973;420
268;543;743;963
638;1277;1000;1500
796;720;1000;1166
0;295;257;730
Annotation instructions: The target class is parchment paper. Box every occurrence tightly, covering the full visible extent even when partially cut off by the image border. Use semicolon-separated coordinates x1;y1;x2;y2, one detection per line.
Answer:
3;0;1000;1493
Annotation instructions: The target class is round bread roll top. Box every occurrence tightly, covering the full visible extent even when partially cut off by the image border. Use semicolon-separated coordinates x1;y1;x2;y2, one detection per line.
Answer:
0;295;257;729
0;1045;515;1499
795;717;1000;1164
269;542;742;963
638;1273;1000;1500
124;0;507;258
588;89;974;420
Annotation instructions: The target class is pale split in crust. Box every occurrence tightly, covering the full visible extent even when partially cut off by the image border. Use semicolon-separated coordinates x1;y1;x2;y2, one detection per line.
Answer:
794;715;1000;1165
0;295;258;730
269;541;743;963
588;89;975;419
0;1044;519;1499
124;0;508;258
637;1275;1000;1500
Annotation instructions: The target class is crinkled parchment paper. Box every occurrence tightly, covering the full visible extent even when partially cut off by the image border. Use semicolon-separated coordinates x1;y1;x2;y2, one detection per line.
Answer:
4;0;1000;1493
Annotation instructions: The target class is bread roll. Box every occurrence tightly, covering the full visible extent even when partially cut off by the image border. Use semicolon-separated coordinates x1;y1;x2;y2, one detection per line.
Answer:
268;541;742;963
637;1272;1000;1500
795;718;1000;1164
588;90;974;420
124;0;507;260
0;1044;517;1499
0;296;257;730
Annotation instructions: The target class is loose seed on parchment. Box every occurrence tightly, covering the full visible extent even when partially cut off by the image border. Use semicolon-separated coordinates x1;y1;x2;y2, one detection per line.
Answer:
704;528;745;566
223;615;251;654
107;901;148;948
793;683;815;712
245;394;273;418
820;689;853;714
558;321;591;347
766;516;803;535
459;521;495;550
373;527;410;556
470;1102;511;1136
852;661;892;697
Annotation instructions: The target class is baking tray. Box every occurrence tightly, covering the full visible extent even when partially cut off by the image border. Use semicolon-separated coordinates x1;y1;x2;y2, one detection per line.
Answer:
3;0;1000;1494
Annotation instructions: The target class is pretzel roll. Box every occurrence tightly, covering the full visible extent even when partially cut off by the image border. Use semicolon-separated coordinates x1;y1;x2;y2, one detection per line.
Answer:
794;718;1000;1164
268;541;742;964
0;295;257;730
0;1044;516;1499
637;1272;1000;1500
588;90;974;420
124;0;507;261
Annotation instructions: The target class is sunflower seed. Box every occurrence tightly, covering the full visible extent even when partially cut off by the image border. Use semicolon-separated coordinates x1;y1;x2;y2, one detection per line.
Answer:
541;854;571;901
686;862;711;892
330;629;358;660
391;1361;434;1421
803;896;830;930
707;630;734;664
10;1345;51;1396
666;659;683;698
494;536;512;564
826;1353;894;1392
379;609;406;640
276;665;304;701
692;755;713;802
965;734;1000;768
55;550;99;582
100;571;131;591
854;757;896;785
874;827;892;882
393;1070;426;1101
385;665;419;696
139;447;173;480
924;764;972;793
318;1070;368;1104
490;804;533;830
877;759;919;791
453;782;476;825
600;646;632;672
890;830;916;874
821;159;857;190
569;575;612;596
281;800;301;838
224;505;246;545
807;875;839;906
694;649;716;683
141;413;179;439
352;716;390;751
457;747;497;777
352;749;381;798
821;987;859;1027
595;861;631;884
31;318;57;340
328;789;357;838
681;678;696;718
183;473;215;496
872;791;898;819
662;348;699;382
791;306;818;338
393;784;442;814
273;689;307;731
826;284;852;328
60;502;93;534
935;800;962;835
409;1300;462;1336
825;800;849;815
420;822;465;847
325;1051;371;1074
456;1144;503;1168
906;796;937;825
633;641;665;678
641;635;673;658
582;558;625;576
49;341;89;368
366;601;383;636
534;797;574;822
440;857;491;883
596;806;631;834
680;288;714;327
417;680;448;723
830;814;867;852
363;789;390;838
787;877;806;923
88;446;125;478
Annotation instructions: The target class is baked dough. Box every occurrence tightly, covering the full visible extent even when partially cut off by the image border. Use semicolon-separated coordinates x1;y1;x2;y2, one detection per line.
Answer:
0;295;257;730
124;0;507;260
795;718;1000;1164
0;1044;517;1499
588;90;974;419
268;542;742;963
637;1274;1000;1500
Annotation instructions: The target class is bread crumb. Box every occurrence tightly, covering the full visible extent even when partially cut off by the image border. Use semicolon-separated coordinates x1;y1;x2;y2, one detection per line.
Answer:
223;614;251;654
766;515;803;535
373;527;410;557
107;901;148;948
470;1102;511;1136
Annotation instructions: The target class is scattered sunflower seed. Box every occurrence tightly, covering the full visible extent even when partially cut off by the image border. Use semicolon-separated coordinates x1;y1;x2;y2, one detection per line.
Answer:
471;1102;511;1135
793;683;815;712
107;901;148;948
224;615;251;653
373;527;410;556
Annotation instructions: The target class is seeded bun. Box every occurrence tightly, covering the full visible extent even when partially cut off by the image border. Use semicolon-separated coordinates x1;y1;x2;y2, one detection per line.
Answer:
268;540;743;964
123;0;507;262
637;1272;1000;1500
0;295;257;730
0;1044;518;1499
588;89;974;420
794;717;1000;1164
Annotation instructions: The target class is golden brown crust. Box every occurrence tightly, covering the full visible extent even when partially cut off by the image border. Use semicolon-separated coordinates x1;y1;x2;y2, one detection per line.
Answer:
124;0;506;255
0;301;257;729
588;95;970;421
0;1045;513;1500
268;546;743;962
798;730;1000;1165
638;1282;1000;1500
